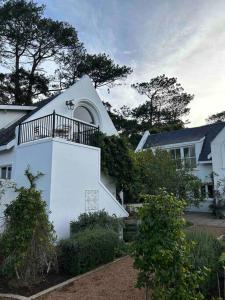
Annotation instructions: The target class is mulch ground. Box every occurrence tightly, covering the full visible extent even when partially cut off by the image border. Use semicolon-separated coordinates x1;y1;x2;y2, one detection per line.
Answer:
39;256;144;300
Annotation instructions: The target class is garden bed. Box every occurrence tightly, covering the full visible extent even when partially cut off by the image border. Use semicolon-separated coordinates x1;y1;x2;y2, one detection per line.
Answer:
0;273;71;297
0;256;144;300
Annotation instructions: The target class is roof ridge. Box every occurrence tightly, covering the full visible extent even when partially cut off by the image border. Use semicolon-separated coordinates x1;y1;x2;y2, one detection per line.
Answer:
149;122;225;137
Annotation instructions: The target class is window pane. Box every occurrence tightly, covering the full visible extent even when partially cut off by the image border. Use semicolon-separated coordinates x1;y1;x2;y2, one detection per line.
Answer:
73;106;94;124
1;167;7;179
184;147;189;158
170;149;175;159
190;146;195;157
7;166;12;179
175;148;181;159
208;184;213;198
201;185;206;198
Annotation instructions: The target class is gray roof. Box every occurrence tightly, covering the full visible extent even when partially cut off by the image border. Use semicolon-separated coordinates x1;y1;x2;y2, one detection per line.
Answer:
0;94;59;147
143;122;225;161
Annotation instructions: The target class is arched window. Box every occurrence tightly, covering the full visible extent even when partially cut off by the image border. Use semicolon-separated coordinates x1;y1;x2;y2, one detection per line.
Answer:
73;106;94;124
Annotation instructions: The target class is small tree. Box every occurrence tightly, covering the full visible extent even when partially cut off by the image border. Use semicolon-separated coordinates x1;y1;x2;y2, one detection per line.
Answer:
132;191;206;300
133;149;203;207
1;168;57;286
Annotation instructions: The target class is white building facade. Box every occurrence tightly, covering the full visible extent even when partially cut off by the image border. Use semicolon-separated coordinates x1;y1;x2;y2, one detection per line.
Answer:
0;76;128;238
136;123;225;212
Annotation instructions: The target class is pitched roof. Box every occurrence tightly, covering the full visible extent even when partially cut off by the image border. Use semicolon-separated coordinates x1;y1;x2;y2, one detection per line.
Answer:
143;122;225;161
0;94;59;147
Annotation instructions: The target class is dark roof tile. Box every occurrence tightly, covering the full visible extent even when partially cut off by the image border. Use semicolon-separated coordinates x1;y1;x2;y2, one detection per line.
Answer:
0;94;59;147
143;122;225;161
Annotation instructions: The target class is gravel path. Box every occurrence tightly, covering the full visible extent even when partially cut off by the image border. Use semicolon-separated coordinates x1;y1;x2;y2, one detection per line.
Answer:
40;256;144;300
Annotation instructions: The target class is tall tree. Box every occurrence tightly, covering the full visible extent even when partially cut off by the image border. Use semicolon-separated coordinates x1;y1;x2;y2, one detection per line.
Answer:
131;75;193;130
0;0;79;105
57;52;133;89
206;111;225;124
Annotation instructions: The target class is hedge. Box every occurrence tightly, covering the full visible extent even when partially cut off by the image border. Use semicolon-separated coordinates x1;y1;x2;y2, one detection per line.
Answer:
58;228;120;275
70;210;122;236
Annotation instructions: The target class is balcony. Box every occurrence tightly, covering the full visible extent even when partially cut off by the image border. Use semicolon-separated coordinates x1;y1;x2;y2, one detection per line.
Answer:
18;111;100;146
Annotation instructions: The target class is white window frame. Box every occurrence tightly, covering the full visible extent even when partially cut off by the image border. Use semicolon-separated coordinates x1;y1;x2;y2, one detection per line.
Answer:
0;165;12;180
168;144;197;169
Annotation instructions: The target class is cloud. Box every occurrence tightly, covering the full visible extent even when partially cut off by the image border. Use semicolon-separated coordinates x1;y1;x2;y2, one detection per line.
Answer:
38;0;225;126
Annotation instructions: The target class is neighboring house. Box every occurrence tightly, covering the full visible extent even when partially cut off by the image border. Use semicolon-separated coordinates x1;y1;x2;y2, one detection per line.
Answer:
0;75;128;238
136;123;225;212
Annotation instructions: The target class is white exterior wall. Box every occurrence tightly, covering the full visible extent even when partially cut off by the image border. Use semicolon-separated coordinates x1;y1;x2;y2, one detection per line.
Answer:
152;139;214;212
26;76;117;136
11;138;127;239
211;127;225;189
0;111;27;129
101;173;117;198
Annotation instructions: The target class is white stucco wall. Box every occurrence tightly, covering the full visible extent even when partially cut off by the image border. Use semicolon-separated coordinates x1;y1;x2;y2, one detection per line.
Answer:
9;138;127;239
101;173;117;198
211;127;225;188
0;110;26;129
26;76;117;136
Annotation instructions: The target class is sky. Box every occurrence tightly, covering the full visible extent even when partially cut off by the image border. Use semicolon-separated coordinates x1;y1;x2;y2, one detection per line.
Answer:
37;0;225;127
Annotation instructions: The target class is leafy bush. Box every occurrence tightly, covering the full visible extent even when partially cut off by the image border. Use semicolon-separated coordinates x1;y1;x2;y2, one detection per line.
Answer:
123;222;138;242
58;228;120;275
186;230;224;296
132;191;206;300
0;169;57;286
70;210;123;236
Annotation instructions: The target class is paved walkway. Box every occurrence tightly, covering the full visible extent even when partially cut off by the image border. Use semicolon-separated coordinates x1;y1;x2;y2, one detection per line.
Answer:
185;212;225;237
185;212;225;227
40;256;144;300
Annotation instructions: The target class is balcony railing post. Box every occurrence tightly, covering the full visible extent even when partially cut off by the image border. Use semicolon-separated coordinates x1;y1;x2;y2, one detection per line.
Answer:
78;122;80;143
18;123;21;145
52;110;56;138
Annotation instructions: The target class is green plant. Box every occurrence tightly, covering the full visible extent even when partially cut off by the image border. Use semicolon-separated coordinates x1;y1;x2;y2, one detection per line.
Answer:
93;133;136;192
132;190;206;300
123;222;138;242
0;168;57;286
133;148;203;207
58;228;119;275
70;210;123;236
186;230;224;297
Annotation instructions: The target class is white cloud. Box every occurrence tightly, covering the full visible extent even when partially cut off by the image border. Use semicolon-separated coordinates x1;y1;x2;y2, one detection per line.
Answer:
39;0;225;126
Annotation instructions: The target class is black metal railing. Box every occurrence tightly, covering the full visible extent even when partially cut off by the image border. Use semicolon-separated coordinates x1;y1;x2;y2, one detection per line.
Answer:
18;111;100;146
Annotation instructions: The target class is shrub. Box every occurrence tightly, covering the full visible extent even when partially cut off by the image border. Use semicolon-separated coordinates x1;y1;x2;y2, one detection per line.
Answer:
70;210;122;236
0;169;57;286
186;230;224;296
123;222;138;242
58;228;120;275
132;191;206;300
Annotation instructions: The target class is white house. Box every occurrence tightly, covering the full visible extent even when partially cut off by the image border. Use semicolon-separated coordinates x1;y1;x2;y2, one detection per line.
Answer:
0;75;128;238
136;123;225;212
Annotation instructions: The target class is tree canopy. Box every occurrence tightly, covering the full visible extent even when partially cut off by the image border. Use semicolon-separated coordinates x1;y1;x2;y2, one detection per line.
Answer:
57;52;132;89
104;75;194;149
0;0;132;105
131;75;193;130
206;111;225;124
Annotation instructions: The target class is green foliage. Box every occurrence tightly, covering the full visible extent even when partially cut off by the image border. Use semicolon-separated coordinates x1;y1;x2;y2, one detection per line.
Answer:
0;0;78;104
94;133;136;191
132;191;206;300
209;177;225;218
0;1;132;105
131;75;193;128
70;210;123;235
58;228;120;275
133;148;203;206
206;111;225;124
186;230;224;296
0;168;57;286
123;222;138;242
